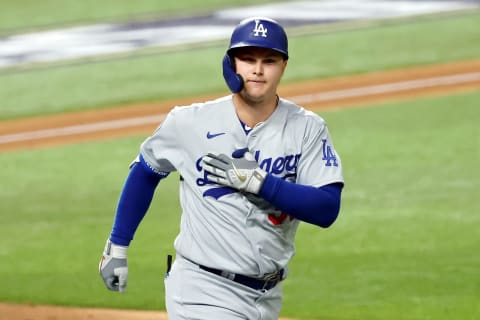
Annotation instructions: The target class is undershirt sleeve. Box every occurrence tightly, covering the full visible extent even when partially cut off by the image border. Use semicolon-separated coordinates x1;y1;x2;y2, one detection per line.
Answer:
109;155;167;246
259;174;343;228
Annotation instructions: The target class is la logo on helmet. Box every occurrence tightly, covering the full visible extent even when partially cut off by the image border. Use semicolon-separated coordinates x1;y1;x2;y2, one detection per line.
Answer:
253;19;268;37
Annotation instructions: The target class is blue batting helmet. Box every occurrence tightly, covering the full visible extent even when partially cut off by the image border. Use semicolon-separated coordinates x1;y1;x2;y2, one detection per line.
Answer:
223;17;289;93
227;17;289;59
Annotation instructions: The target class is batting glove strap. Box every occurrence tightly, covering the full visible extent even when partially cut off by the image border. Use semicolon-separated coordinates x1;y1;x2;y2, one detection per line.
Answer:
243;167;267;194
103;239;128;258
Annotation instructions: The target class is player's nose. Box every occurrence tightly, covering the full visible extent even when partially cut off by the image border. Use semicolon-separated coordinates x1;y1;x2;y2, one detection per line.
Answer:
252;60;264;75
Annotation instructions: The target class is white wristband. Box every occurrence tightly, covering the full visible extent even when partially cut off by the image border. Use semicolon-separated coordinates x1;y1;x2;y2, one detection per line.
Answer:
104;239;128;258
247;168;267;194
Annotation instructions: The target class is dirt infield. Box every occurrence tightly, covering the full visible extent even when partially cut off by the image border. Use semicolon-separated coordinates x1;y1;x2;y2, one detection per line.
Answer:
0;303;169;320
1;59;479;153
0;59;479;320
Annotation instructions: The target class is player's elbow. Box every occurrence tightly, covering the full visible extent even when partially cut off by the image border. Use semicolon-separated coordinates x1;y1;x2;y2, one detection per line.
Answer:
313;196;342;228
317;183;343;228
316;209;339;228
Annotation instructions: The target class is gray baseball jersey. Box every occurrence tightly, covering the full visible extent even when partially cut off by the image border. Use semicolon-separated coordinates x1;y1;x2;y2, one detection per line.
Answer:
140;95;344;277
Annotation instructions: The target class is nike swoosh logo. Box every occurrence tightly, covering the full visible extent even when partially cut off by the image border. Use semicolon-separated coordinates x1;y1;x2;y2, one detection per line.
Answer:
232;163;247;182
207;131;226;139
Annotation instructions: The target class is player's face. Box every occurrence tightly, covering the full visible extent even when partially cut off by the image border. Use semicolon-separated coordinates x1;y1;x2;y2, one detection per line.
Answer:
233;47;287;103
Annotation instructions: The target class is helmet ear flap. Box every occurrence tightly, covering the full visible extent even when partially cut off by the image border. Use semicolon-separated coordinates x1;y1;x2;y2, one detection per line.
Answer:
222;54;244;93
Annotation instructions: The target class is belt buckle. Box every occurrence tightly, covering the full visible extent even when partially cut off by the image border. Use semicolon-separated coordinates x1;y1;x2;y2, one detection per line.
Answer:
261;271;281;290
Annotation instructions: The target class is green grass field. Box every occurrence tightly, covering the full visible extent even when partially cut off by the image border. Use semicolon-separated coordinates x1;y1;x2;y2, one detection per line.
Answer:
0;92;478;319
1;11;479;120
0;4;479;320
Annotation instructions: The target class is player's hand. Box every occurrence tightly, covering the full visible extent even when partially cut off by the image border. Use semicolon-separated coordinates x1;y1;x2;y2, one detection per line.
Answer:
98;239;128;293
202;150;267;194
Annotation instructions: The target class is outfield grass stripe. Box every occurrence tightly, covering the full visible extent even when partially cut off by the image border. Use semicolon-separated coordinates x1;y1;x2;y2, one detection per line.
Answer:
290;72;480;104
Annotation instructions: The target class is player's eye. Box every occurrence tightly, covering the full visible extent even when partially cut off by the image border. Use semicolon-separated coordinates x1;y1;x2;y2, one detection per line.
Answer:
239;56;255;62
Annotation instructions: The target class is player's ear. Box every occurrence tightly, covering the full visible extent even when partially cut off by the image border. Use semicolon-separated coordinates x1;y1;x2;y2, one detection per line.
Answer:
280;59;288;75
222;54;244;93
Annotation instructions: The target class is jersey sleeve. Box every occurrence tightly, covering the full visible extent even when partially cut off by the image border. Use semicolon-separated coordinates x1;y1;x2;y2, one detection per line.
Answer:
296;116;344;187
140;108;183;173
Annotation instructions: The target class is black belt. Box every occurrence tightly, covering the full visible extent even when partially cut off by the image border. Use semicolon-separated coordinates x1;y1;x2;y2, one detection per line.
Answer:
199;265;284;291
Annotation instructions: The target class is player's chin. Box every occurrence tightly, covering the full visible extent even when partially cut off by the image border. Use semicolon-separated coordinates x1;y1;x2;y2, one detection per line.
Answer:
244;85;267;97
242;91;265;103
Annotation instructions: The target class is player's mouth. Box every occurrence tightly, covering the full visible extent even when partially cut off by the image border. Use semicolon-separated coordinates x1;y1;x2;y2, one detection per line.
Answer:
247;79;266;85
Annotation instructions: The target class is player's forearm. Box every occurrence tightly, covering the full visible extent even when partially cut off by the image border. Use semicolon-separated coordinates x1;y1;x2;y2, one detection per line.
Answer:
259;176;343;228
110;156;163;246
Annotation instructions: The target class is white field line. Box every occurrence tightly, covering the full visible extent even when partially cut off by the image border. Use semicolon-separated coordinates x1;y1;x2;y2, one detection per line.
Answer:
289;72;480;104
0;114;166;144
0;72;479;145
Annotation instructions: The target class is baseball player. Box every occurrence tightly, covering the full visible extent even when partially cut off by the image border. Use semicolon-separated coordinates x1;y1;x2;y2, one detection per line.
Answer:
99;17;344;320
